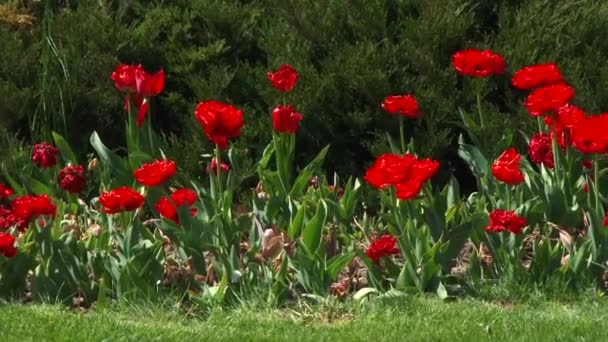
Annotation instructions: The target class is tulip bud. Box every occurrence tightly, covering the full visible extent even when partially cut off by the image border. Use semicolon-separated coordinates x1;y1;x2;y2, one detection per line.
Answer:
90;224;102;237
87;158;99;172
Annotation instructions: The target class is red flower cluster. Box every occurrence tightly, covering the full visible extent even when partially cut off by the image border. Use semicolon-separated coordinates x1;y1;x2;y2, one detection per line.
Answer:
98;187;144;214
206;158;230;175
0;184;13;201
528;133;554;169
604;209;608;227
111;64;165;127
58;165;86;194
267;64;298;92
381;94;421;118
452;49;505;78
365;234;399;262
134;159;176;187
155;188;198;224
364;153;439;200
0;232;16;258
11;195;56;230
486;209;527;235
491;148;524;185
524;83;574;117
272;104;303;134
194;101;244;149
31;142;59;168
512;63;563;90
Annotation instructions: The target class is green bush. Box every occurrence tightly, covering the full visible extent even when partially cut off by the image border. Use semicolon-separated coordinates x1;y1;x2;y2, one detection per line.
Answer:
2;0;608;189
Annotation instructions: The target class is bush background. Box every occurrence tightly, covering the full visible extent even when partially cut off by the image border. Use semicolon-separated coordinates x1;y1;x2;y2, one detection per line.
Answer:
2;0;608;191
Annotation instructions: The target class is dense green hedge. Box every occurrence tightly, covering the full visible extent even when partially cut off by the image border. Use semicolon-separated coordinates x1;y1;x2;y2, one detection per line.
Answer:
2;0;608;190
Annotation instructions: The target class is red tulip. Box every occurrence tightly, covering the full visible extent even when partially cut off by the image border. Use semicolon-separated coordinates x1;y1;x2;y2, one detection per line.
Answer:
512;63;563;90
381;94;421;118
11;194;56;231
58;165;87;194
134;159;176;187
571;113;608;154
155;188;198;224
272;104;303;134
364;153;439;200
491;148;524;185
528;133;554;169
0;232;16;258
267;64;298;92
194;101;244;149
365;234;399;262
205;158;230;175
98;187;144;214
111;64;141;92
0;206;16;231
135;69;165;97
486;209;527;234
0;184;13;201
31;142;59;169
111;63;164;127
452;49;505;78
543;104;585;148
524;83;574;117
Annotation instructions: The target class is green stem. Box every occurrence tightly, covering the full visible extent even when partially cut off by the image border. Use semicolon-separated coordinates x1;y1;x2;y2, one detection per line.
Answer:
146;98;155;155
594;155;601;213
399;116;406;154
476;89;484;128
215;144;224;203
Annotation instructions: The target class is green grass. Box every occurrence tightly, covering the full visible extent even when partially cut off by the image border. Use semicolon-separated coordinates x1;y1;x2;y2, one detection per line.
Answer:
1;296;608;341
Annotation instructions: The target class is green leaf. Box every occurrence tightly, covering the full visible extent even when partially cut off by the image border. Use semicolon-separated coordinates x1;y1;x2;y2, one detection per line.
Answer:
396;263;413;290
21;175;53;196
457;135;488;177
353;287;378;301
326;252;355;280
289;145;330;197
2;169;23;195
128;151;153;170
446;177;460;209
301;200;327;254
52;131;78;165
288;201;306;240
90;131;131;183
258;141;275;171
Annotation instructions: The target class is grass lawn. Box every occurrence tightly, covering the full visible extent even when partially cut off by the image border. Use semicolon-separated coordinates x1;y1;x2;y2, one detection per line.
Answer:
1;296;607;341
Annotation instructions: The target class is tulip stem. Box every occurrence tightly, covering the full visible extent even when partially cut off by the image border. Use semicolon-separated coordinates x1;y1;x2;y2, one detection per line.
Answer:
215;144;223;201
399;116;406;154
476;90;484;128
594;156;601;213
147;118;155;155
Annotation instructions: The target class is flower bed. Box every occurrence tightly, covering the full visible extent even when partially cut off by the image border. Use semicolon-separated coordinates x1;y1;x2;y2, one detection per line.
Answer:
0;50;606;306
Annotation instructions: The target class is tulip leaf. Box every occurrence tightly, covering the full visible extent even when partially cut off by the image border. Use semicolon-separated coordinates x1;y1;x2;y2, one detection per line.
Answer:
52;131;78;165
301;200;327;254
2;169;23;195
90;131;131;183
458;135;488;177
289;145;330;197
353;287;378;301
326;252;355;281
21;175;53;196
288;201;306;240
258;141;275;171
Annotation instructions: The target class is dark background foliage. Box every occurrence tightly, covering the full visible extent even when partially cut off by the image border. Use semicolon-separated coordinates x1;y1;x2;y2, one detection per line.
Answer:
2;0;608;192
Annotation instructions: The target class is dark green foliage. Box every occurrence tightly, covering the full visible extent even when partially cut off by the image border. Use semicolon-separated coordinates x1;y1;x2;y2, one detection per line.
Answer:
2;0;608;189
